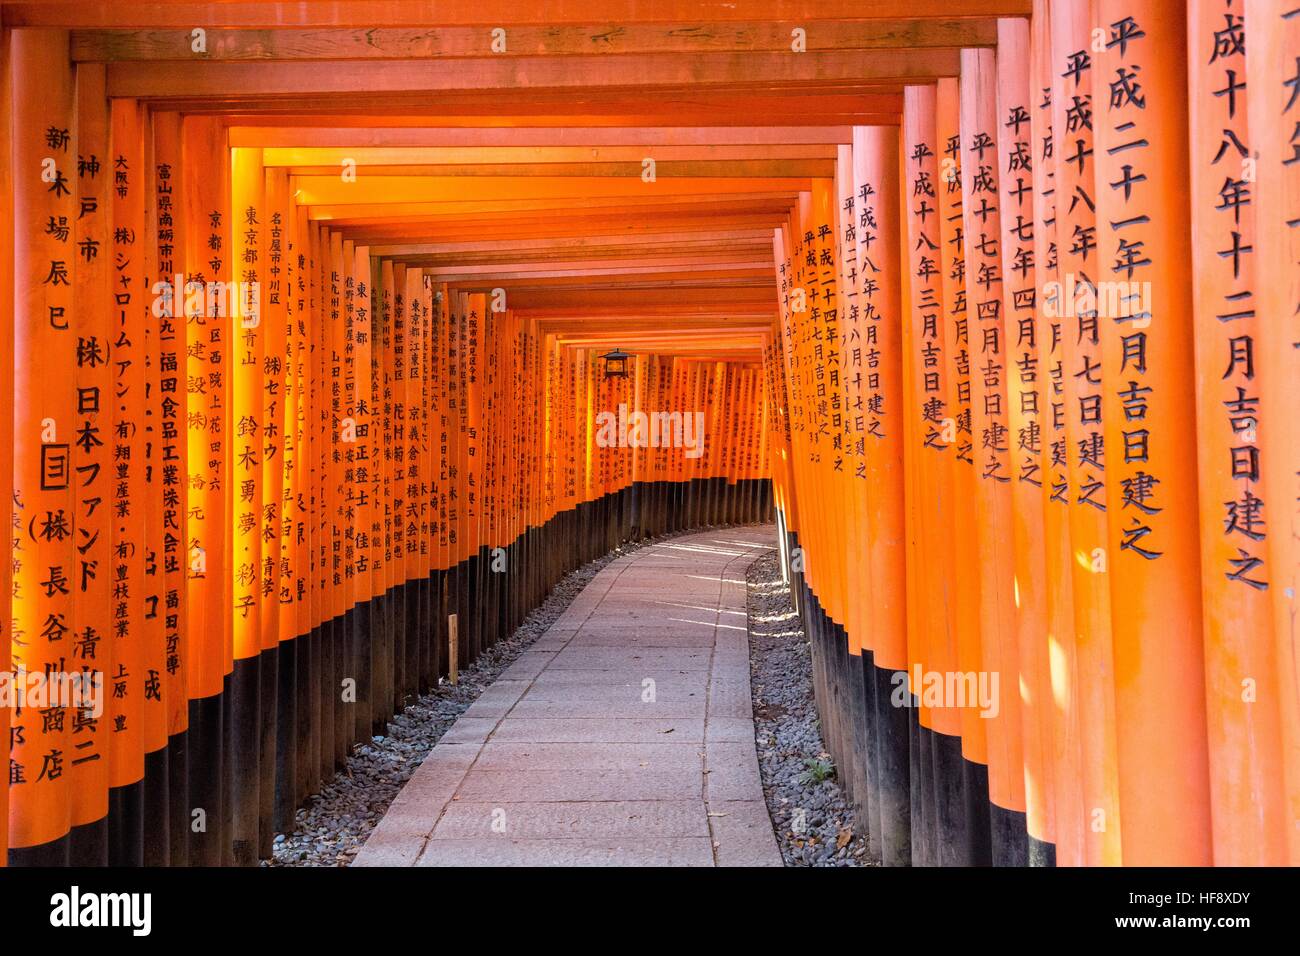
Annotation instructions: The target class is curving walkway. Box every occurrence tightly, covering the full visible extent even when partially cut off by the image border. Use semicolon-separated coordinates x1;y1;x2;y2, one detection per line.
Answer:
355;527;782;867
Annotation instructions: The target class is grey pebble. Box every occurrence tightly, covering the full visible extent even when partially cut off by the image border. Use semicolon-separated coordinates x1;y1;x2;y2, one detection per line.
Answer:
745;551;872;868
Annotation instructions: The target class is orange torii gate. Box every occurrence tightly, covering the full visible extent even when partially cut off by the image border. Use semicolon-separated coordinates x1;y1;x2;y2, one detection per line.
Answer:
1;0;1296;871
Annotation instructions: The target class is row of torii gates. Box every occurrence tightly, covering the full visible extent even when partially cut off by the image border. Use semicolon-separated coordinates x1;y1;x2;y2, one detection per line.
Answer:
0;0;1297;868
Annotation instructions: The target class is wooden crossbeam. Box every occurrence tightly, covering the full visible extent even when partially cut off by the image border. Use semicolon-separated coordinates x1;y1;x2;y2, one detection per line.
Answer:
229;124;860;146
337;214;791;242
425;262;774;281
209;109;898;127
282;160;836;177
71;20;995;60
3;1;1032;29
294;176;811;205
196;88;906;116
368;231;777;256
307;193;801;219
447;285;776;303
261;145;839;164
107;49;960;98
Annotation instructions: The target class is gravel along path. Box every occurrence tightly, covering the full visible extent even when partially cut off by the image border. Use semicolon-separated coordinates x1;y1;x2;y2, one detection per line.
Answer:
270;527;751;866
746;551;871;867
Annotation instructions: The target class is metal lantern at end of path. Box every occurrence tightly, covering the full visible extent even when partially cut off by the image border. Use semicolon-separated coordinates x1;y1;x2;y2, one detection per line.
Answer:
599;347;632;380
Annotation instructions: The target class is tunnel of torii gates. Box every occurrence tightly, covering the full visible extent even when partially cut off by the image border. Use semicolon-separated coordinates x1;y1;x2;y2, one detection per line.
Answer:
0;0;1296;870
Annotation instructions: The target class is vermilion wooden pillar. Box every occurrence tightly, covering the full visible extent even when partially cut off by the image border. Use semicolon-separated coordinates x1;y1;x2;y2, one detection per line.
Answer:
1093;0;1213;866
9;27;78;863
138;107;173;868
1031;0;1084;867
838;136;868;848
835;144;865;670
106;96;149;866
853;124;909;867
311;222;333;790
819;177;851;635
937;76;989;786
261;169;290;655
227;145;265;864
960;45;1028;865
1245;0;1300;864
276;195;307;820
259;165;290;844
7;24;81;858
0;9;12;868
68;60;111;865
180;113;230;865
903;83;972;866
350;245;375;726
995;15;1054;865
151;109;191;866
852;127;904;686
1188;0;1286;865
1050;0;1124;867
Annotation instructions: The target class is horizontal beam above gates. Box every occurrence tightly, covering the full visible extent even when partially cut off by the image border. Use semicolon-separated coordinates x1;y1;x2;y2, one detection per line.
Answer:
281;160;837;178
368;231;777;256
422;262;774;281
228;125;861;146
336;215;791;243
294;176;811;205
444;287;776;306
71;20;994;60
3;1;1031;28
200;112;899;128
262;145;839;164
106;49;960;97
203;87;905;114
519;306;777;319
538;317;773;329
309;191;799;219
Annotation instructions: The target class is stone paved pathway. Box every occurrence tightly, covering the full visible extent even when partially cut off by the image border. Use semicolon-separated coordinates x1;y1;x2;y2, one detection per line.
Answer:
354;527;782;867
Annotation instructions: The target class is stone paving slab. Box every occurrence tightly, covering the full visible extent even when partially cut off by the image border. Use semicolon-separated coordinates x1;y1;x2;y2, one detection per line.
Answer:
455;768;704;802
489;716;706;743
545;648;713;670
471;741;706;772
519;680;708;703
354;526;783;868
529;667;711;685
507;699;708;719
415;838;717;867
429;799;709;839
563;632;720;648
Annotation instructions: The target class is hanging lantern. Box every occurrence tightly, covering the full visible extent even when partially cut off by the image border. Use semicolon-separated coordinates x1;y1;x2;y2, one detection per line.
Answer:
599;346;631;380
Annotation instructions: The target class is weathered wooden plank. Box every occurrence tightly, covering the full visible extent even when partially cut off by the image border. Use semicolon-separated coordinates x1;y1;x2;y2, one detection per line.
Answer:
211;108;899;126
421;261;774;281
106;49;961;97
72;20;995;60
280;160;834;177
218;88;903;119
369;230;776;255
307;194;800;219
6;1;1032;29
232;124;859;146
340;214;792;242
262;145;838;164
293;175;811;205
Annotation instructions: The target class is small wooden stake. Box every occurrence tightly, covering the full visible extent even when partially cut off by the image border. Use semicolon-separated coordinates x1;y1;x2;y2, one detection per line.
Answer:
448;613;459;685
